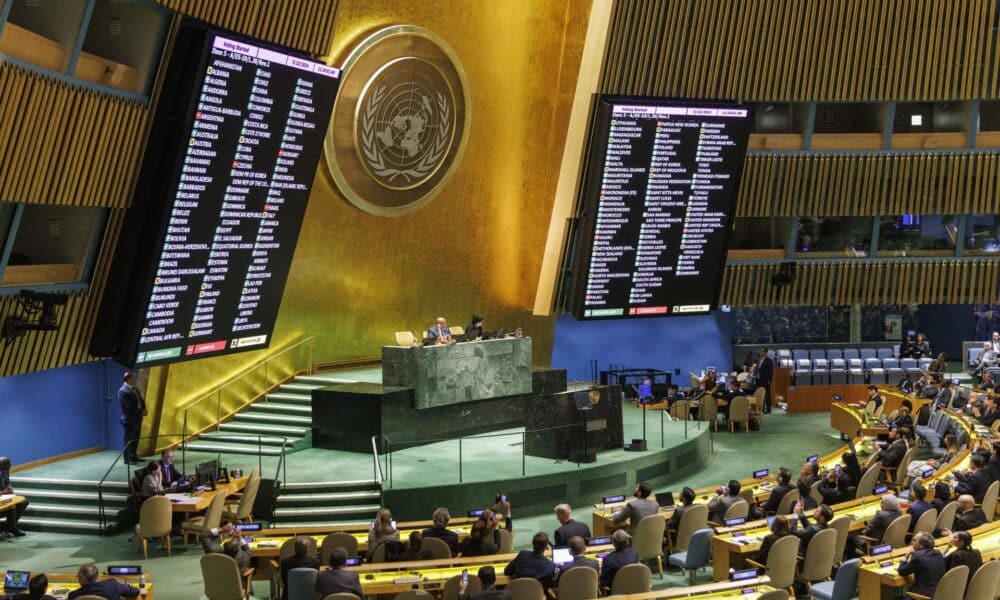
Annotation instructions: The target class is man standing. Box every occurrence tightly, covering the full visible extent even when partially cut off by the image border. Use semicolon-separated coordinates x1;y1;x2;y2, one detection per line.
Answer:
0;457;27;538
757;347;774;413
553;504;591;547
118;372;146;465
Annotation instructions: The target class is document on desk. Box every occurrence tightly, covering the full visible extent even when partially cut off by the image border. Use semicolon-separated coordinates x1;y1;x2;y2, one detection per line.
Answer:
166;492;198;504
0;494;14;502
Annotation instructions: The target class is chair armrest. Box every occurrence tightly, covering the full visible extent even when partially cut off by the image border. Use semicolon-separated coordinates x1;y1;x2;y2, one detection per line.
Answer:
745;559;765;569
706;520;721;528
909;594;930;600
269;559;279;570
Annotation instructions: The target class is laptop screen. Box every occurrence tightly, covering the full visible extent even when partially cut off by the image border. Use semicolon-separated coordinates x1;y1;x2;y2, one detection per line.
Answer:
552;546;573;565
656;491;675;507
4;571;30;592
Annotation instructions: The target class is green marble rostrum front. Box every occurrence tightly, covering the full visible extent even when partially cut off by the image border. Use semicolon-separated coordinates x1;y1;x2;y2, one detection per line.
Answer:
382;337;533;409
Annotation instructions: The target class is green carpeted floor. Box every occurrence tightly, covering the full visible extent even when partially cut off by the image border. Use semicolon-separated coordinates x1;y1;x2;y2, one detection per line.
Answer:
0;411;842;598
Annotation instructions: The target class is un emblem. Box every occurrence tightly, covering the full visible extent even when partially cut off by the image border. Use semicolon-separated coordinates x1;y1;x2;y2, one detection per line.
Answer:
325;26;470;216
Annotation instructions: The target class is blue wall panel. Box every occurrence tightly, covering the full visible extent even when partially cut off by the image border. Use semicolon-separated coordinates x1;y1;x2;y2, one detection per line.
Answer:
0;359;124;465
550;312;735;382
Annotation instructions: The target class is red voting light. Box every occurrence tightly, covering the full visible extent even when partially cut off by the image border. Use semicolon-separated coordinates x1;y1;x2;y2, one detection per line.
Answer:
195;111;202;120
278;150;284;156
232;161;239;168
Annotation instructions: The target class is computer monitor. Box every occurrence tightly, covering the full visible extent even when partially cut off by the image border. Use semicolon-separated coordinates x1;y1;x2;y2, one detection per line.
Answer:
656;491;675;508
638;383;653;399
4;571;30;593
195;460;219;485
551;546;572;565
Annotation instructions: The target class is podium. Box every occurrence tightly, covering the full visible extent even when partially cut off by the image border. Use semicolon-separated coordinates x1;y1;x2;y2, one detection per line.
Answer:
525;386;623;460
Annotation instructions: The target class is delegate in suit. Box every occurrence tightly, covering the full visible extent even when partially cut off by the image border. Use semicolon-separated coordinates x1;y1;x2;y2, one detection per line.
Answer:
118;371;146;465
611;482;659;535
553;504;591;547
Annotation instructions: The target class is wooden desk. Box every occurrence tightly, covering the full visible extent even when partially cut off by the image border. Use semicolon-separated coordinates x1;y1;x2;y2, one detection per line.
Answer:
615;580;776;599
0;495;26;513
0;572;153;600
248;525;472;558
857;521;1000;600
166;476;247;513
268;516;487;535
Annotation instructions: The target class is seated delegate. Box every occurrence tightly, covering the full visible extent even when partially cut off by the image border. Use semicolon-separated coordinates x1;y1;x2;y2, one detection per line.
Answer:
0;456;27;538
68;563;145;599
427;317;454;345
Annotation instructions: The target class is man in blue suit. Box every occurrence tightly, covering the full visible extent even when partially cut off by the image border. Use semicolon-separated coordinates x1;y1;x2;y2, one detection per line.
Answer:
68;563;144;599
757;347;774;413
427;317;453;344
118;372;146;465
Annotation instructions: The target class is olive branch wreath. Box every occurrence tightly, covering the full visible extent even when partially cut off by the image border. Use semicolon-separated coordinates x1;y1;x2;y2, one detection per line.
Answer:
361;84;451;184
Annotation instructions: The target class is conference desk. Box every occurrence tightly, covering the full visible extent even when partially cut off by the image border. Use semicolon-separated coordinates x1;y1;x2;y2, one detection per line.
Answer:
382;336;533;409
248;525;473;558
615;579;776;599
710;493;904;580
0;494;26;514
0;572;153;599
340;544;612;596
857;521;1000;600
267;515;489;536
165;476;247;513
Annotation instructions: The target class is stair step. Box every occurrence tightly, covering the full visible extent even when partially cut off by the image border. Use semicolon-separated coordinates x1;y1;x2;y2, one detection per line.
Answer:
276;491;381;504
294;375;359;385
19;517;104;532
279;383;326;392
281;479;379;491
219;422;309;436
248;402;311;415
184;442;283;456
266;392;312;404
197;433;295;446
14;488;128;503
10;477;128;489
27;503;103;516
274;504;381;517
235;413;312;426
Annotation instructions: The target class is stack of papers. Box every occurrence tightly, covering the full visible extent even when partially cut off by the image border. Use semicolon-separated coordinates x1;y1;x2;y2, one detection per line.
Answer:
165;493;197;503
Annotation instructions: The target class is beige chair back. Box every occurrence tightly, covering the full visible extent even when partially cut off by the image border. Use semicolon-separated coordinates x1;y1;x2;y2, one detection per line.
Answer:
932;565;969;600
321;531;359;565
609;562;651;595
395;591;434;600
201;552;245;599
739;488;755;505
633;514;666;561
394;331;417;346
829;516;851;566
893;446;918;483
964;559;1000;600
883;515;911;548
420;536;452;559
202;490;227;532
670;400;690;420
864;400;876;414
700;396;718;426
810;480;824;505
443;574;480;600
497;528;514;553
723;499;749;521
980;480;999;521
507;577;544;600
556;566;598;600
912;508;938;537
753;386;766;406
673;504;708;552
935;501;958;533
280;535;318;562
690;374;702;388
856;462;882;498
232;476;259;522
450;325;465;336
137;495;172;538
776;489;800;515
798;528;837;582
737;372;748;383
764;534;799;590
729;396;750;430
369;541;387;563
886;409;899;421
323;594;362;600
874;401;886;417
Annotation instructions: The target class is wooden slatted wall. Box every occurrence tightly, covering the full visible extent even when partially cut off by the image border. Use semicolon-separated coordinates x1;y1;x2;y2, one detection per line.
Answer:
154;0;339;56
0;64;147;377
720;260;1000;306
736;152;1000;217
0;63;147;208
601;0;998;101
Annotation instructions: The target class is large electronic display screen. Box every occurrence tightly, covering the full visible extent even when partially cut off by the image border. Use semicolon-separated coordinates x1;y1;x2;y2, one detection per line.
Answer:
568;97;751;319
90;21;339;366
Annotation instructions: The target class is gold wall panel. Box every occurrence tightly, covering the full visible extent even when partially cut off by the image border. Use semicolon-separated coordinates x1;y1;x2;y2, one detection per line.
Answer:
148;0;592;424
736;152;1000;217
0;63;147;208
601;0;997;101
154;0;339;56
720;260;1000;307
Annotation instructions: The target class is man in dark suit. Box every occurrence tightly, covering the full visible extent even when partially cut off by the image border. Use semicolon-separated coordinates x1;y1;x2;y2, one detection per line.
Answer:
757;347;774;413
612;482;659;534
564;536;599;574
158;450;184;488
665;487;698;542
708;480;745;524
950;495;987;533
907;482;933;534
761;469;794;515
793;503;833;552
599;530;639;590
664;384;685;408
422;507;459;556
870;427;909;470
316;547;364;599
504;532;556;591
850;494;902;555
279;536;320;600
898;532;947;597
553;504;591;547
458;566;510;600
118;371;146;465
68;563;144;599
955;455;992;503
0;457;27;538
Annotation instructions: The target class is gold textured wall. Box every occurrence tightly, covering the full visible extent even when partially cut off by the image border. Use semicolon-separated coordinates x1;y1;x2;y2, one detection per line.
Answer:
145;0;592;445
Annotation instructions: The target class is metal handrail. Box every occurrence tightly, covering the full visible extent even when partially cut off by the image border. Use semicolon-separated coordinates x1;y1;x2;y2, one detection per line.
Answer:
180;336;314;447
371;435;385;507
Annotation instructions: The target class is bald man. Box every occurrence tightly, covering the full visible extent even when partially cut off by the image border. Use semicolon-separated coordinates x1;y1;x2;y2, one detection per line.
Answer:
427;317;453;345
950;494;987;533
553;504;591;547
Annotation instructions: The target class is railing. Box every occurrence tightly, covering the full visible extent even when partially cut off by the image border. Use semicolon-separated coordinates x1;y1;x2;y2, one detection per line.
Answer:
371;435;385;506
97;432;288;535
378;413;710;489
179;336;314;448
